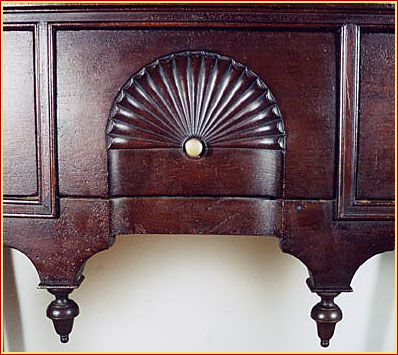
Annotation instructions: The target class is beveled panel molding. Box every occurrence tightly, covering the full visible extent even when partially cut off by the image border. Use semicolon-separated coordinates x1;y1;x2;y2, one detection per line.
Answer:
337;24;394;220
3;23;57;218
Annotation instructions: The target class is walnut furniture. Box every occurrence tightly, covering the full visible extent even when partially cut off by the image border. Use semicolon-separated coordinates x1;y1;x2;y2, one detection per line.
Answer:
2;3;395;347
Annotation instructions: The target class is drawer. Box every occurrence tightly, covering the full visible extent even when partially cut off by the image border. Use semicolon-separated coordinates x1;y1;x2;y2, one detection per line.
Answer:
56;28;337;199
2;24;56;217
337;27;395;219
107;50;284;198
3;28;37;197
109;149;283;197
357;32;395;201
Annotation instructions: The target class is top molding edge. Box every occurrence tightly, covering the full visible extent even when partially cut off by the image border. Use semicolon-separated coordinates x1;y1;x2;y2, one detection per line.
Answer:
2;2;396;15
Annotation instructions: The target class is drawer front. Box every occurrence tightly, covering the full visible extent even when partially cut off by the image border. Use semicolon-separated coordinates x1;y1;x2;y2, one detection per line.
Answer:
338;25;395;220
3;23;57;217
56;28;336;199
107;51;284;198
109;149;283;197
3;28;38;197
357;32;394;201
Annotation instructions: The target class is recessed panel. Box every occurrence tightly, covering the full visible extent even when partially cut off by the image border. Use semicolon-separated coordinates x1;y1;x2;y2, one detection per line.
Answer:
357;32;394;201
3;29;38;197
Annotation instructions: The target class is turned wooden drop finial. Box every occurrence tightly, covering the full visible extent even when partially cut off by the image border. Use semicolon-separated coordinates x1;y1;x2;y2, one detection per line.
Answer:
46;288;79;343
311;292;343;347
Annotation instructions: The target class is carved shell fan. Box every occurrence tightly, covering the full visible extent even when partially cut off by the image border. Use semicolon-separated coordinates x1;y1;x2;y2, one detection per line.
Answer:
107;51;285;150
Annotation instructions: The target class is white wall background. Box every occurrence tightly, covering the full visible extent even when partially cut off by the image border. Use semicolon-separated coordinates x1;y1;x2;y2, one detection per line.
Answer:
3;234;395;352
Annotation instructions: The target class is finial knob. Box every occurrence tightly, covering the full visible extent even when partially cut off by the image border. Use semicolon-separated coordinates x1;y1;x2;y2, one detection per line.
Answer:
184;138;204;158
46;288;79;343
311;292;342;347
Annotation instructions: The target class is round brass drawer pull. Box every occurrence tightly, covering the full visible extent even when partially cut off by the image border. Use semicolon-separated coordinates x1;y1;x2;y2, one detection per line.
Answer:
184;138;204;158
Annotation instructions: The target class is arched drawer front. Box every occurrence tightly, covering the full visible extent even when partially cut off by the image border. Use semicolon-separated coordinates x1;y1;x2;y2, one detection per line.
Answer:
107;51;285;198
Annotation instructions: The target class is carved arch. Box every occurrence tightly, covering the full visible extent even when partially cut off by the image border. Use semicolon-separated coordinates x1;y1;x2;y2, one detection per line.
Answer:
106;51;286;150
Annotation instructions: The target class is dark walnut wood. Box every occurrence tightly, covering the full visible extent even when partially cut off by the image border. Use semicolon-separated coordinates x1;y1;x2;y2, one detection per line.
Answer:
2;3;395;348
3;199;111;286
310;292;342;348
111;198;281;237
109;149;283;197
337;24;394;220
357;31;395;201
55;27;333;199
106;51;285;151
3;28;37;197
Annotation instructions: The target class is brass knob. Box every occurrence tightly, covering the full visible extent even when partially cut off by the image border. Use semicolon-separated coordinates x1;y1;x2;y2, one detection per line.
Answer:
184;138;204;158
